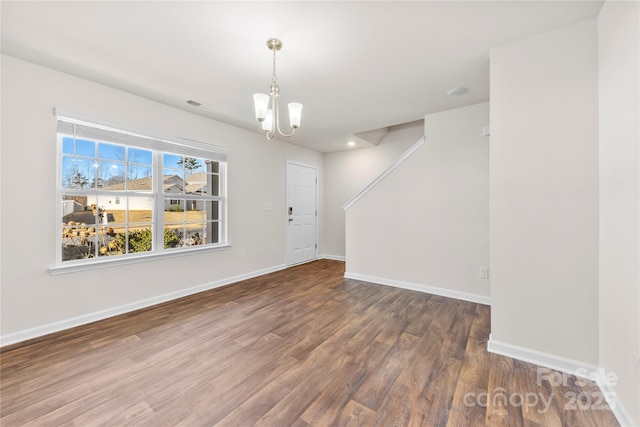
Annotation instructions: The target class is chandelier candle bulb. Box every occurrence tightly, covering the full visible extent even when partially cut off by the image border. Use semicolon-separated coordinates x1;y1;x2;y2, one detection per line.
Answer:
288;103;303;128
253;93;270;122
262;109;274;132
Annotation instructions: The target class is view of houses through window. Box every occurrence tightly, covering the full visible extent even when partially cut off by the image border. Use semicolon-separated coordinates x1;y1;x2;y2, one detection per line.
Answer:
58;119;226;264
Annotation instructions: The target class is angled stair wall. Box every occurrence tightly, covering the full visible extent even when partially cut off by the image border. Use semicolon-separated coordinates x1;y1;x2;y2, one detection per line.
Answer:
343;102;490;304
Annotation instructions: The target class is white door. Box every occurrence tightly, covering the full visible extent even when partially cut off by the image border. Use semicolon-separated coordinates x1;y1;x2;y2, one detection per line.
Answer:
286;163;317;266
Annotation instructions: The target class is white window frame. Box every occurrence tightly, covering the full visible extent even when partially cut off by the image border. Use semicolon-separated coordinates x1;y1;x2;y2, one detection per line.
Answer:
51;110;229;275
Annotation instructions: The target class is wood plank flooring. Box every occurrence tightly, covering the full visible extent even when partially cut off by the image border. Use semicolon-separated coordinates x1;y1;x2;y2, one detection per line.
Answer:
0;259;620;426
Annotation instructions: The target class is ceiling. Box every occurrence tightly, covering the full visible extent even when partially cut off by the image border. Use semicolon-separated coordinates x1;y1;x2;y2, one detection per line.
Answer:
1;1;603;153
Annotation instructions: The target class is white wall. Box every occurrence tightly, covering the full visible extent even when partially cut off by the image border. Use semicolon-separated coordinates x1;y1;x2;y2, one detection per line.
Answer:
489;20;599;364
322;122;423;258
598;0;640;424
344;102;490;303
0;55;323;342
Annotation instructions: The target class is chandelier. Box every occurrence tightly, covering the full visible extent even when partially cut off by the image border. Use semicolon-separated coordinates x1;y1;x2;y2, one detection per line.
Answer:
253;38;303;140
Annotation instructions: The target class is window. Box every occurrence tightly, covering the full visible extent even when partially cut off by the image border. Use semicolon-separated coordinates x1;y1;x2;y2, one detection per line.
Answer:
57;112;227;267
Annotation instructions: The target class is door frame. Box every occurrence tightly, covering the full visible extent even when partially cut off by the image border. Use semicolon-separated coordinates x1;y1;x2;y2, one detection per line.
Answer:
285;161;319;266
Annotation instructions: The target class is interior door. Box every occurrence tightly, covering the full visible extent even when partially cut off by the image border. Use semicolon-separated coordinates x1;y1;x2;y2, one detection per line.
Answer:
286;163;317;266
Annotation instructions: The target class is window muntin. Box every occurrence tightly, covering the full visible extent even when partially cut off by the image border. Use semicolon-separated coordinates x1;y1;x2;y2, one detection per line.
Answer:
57;116;227;265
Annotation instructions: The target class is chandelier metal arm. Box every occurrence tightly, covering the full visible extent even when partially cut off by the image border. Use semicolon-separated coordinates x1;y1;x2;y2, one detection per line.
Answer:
274;97;297;138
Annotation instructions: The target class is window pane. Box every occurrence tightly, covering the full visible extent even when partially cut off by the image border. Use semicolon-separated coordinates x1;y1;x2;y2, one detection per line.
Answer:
123;225;153;254
62;137;75;155
184;174;203;196
163;174;184;194
98;142;125;161
171;156;203;176
207;221;220;244
202;200;219;221
97;161;126;190
128;147;152;165
62;225;93;260
62;196;96;226
127;174;153;192
207;161;220;174
97;222;125;257
164;199;185;220
181;223;204;246
128;165;152;181
162;226;180;249
163;153;182;169
101;194;122;210
183;199;202;213
61;195;96;261
162;148;185;195
61;156;75;186
164;197;185;248
95;196;118;227
127;196;154;223
76;139;95;157
185;210;204;224
202;174;219;196
62;157;95;189
184;157;204;174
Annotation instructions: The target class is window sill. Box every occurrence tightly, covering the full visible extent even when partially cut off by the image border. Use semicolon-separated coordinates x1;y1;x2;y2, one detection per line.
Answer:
49;244;231;275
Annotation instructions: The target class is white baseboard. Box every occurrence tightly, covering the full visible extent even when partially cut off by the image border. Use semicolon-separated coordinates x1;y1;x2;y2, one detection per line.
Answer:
318;254;346;262
487;336;599;377
343;271;490;305
0;264;287;348
488;336;638;427
597;376;638;427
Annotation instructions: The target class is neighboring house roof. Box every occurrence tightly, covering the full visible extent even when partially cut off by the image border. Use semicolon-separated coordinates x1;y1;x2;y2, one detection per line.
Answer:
164;175;184;185
184;183;205;194
185;172;206;184
185;173;216;194
164;183;182;193
99;175;184;191
98;175;203;195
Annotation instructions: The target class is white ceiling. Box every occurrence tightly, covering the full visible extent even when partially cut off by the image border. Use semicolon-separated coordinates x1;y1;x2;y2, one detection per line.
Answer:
1;1;603;153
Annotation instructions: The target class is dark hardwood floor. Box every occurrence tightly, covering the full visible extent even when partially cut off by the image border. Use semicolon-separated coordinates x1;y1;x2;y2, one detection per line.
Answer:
1;259;619;426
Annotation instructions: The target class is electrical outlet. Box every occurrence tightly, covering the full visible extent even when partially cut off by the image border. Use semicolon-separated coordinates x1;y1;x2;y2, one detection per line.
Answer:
240;251;246;262
480;267;489;279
